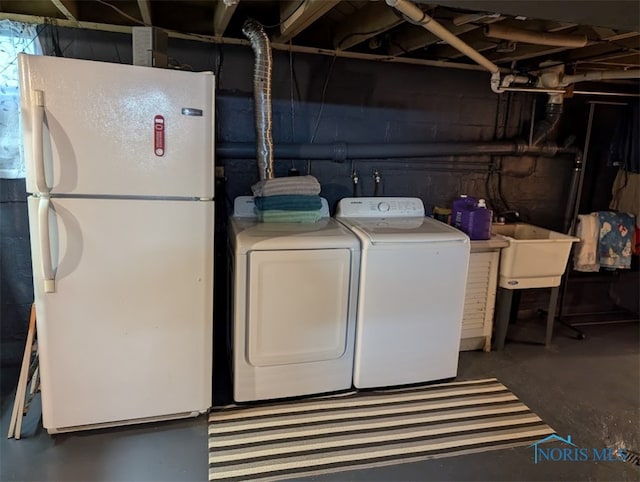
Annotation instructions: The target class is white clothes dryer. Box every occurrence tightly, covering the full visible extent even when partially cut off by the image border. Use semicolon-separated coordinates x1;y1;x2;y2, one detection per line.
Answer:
336;197;470;389
229;196;360;402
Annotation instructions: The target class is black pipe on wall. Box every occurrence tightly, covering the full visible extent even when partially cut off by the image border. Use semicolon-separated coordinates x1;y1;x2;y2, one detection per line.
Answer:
216;140;577;161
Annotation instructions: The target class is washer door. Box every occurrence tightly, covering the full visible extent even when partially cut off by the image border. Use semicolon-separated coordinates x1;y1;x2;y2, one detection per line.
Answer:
247;249;351;366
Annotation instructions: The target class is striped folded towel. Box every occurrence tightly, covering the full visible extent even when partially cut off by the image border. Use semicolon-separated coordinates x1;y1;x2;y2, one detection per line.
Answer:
252;176;321;197
257;209;324;223
254;195;322;211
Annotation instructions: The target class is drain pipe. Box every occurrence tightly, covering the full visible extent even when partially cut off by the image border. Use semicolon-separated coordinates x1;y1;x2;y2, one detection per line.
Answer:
562;69;640;85
217;140;576;160
242;19;275;180
384;0;539;94
532;94;564;145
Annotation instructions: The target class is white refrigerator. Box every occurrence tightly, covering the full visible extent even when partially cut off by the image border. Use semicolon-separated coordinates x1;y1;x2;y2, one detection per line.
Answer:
19;53;215;433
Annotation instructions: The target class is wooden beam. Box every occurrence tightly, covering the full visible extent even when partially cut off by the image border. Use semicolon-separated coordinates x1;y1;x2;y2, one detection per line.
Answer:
486;27;635;65
388;21;478;56
137;0;152;26
275;0;339;43
432;20;579;61
487;45;572;64
333;1;404;50
50;0;78;24
564;33;640;62
213;0;238;37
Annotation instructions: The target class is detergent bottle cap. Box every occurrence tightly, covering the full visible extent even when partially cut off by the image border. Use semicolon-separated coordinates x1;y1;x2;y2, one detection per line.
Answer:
478;199;487;208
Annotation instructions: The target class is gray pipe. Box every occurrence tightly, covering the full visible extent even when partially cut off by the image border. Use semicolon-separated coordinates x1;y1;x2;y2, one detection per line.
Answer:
532;101;563;146
216;140;572;161
242;19;274;180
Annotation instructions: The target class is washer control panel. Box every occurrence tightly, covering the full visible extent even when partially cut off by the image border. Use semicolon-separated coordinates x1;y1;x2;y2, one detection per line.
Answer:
337;197;425;217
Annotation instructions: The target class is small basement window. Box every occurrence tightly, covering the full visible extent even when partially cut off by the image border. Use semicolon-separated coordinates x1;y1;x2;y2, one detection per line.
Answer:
0;20;42;179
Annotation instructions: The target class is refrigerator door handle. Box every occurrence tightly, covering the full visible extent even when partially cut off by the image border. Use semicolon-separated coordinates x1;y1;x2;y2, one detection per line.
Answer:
38;197;56;293
32;90;49;194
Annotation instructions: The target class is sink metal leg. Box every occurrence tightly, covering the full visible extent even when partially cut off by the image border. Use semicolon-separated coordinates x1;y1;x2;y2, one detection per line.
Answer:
545;286;560;347
493;288;514;351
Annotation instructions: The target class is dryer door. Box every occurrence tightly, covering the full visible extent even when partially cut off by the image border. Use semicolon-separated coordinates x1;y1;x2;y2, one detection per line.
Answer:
247;249;352;366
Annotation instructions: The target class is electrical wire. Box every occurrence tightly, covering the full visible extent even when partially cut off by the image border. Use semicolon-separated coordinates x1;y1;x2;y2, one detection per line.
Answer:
95;0;146;26
337;28;392;50
94;0;224;43
261;0;306;29
309;55;337;144
391;6;429;26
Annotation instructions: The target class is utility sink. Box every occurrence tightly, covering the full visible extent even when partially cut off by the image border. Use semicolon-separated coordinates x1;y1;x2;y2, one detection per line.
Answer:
491;223;579;289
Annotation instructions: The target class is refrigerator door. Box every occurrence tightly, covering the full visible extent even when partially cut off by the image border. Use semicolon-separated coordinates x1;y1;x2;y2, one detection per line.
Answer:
19;54;214;198
28;196;213;431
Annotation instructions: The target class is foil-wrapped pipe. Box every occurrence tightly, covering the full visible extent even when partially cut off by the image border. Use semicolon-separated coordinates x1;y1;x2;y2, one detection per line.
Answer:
242;19;274;180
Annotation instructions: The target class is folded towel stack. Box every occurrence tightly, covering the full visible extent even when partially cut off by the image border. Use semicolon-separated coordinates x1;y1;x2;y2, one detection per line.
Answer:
251;176;323;223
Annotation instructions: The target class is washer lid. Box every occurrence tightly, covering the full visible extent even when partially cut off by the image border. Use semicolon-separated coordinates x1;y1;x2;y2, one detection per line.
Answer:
344;216;469;244
231;217;359;254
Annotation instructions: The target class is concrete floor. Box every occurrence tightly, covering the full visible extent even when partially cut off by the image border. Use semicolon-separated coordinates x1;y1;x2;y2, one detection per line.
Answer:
1;320;639;482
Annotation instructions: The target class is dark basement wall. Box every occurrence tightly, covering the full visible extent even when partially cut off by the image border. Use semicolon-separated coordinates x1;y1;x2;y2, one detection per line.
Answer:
2;26;586;374
36;26;575;224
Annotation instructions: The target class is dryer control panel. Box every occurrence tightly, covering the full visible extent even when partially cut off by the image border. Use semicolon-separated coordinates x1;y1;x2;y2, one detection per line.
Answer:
336;197;425;218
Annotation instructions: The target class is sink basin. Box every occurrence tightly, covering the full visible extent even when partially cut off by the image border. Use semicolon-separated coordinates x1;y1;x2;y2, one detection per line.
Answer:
491;223;579;289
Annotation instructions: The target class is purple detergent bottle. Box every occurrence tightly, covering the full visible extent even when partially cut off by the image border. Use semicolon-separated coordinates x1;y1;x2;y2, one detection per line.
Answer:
451;195;477;229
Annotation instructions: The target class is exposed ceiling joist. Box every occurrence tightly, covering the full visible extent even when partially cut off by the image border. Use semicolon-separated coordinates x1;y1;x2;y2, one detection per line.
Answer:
1;1;637;75
213;0;238;36
50;0;78;24
0;11;499;73
490;28;640;66
388;21;478;56
433;20;579;61
334;1;404;50
565;34;640;62
275;0;339;43
429;0;640;32
136;0;152;26
388;8;507;57
486;45;572;64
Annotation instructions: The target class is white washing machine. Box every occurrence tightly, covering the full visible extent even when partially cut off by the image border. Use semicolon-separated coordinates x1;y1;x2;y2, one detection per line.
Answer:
336;197;470;389
229;196;360;402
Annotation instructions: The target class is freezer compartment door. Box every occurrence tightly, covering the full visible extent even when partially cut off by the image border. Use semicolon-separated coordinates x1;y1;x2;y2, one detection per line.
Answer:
19;54;214;198
246;249;352;367
28;197;213;430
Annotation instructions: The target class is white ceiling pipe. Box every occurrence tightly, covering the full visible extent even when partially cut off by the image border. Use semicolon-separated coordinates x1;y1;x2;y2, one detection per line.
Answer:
384;0;552;94
385;0;500;74
484;24;588;48
562;69;640;85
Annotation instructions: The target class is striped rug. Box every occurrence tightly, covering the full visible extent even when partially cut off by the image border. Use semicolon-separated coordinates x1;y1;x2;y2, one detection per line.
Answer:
208;378;554;481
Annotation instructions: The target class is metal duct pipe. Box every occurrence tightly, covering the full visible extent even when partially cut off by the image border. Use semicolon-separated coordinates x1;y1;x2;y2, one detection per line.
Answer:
216;141;576;161
242;19;274;180
484;24;588;48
